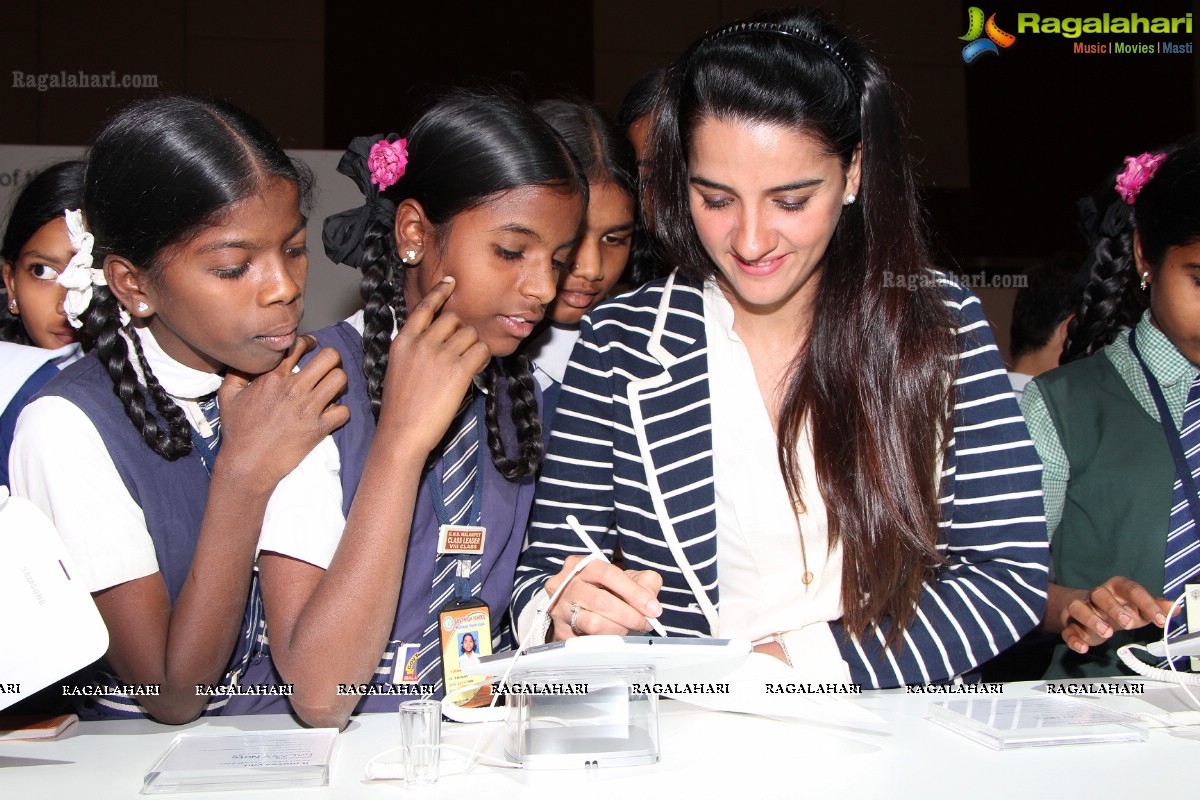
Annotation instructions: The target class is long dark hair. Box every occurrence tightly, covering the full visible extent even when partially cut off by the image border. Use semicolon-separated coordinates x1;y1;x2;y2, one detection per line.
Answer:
617;67;665;132
534;99;636;198
81;95;313;460
616;69;669;287
0;160;86;345
534;98;657;289
645;8;956;643
323;91;587;480
1061;140;1200;363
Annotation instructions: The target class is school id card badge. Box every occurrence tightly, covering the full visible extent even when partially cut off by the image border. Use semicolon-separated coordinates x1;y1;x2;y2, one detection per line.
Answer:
436;525;490;705
439;599;494;708
393;643;420;684
437;524;486;555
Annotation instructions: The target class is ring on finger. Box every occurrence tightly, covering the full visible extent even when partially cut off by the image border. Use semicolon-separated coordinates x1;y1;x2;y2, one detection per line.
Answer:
569;602;582;635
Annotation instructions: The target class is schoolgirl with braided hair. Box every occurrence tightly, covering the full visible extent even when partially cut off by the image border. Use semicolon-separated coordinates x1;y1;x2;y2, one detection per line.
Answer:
526;97;638;419
8;95;349;722
1023;137;1200;677
0;161;87;486
1058;156;1161;363
1;160;86;349
256;89;585;728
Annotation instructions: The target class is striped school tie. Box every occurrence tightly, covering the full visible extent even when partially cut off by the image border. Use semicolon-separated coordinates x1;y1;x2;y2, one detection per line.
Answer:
1164;372;1200;664
415;391;483;693
192;393;274;712
189;392;222;473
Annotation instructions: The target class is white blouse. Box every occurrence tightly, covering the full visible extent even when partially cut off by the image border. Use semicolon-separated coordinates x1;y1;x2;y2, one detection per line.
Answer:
10;326;341;589
10;327;220;592
526;322;581;390
255;310;498;572
0;341;82;412
703;281;850;683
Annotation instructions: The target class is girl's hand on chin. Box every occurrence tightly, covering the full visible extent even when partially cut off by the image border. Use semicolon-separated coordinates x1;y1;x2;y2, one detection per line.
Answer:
379;276;491;455
216;335;350;490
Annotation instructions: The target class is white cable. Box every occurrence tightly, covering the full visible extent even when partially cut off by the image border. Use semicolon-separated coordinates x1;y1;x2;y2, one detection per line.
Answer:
1116;643;1200;686
1161;595;1200;709
1114;595;1200;727
362;545;608;781
457;548;607;773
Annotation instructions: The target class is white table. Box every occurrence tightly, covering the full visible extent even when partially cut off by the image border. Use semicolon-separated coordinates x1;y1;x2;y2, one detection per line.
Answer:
0;683;1194;800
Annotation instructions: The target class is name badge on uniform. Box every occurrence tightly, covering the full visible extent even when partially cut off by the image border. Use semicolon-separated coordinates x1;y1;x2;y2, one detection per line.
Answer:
394;643;420;684
438;524;486;555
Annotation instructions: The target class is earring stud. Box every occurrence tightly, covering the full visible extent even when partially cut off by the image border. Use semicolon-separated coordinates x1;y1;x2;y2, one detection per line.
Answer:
6;297;16;314
401;248;418;264
137;301;149;313
844;193;857;205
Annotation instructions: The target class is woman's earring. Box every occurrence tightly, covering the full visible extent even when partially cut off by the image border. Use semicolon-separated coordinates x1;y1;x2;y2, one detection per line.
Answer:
401;249;418;265
844;193;857;205
6;297;16;314
136;301;149;313
1140;272;1150;291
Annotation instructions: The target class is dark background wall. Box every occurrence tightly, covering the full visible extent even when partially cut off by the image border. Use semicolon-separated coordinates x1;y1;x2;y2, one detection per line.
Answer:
0;0;326;149
945;0;1197;267
324;1;594;149
1;0;1197;299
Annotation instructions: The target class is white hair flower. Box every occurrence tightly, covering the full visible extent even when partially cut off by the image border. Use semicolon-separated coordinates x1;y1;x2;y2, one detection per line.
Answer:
57;209;113;328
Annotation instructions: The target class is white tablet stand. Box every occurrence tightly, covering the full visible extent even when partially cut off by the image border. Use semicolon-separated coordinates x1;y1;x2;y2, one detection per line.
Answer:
469;635;751;769
503;664;659;769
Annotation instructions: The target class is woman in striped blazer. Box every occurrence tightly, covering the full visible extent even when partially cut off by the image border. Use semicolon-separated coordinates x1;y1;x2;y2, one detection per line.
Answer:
513;8;1049;687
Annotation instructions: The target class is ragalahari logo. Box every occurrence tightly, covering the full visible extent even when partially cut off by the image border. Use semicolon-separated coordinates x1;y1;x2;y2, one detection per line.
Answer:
960;7;1017;62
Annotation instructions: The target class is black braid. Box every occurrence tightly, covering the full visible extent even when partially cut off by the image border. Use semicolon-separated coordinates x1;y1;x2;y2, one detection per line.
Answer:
359;218;406;419
361;228;544;479
128;320;194;456
481;355;544;481
1060;206;1144;364
353;215;542;481
504;354;545;476
87;288;192;460
480;365;510;477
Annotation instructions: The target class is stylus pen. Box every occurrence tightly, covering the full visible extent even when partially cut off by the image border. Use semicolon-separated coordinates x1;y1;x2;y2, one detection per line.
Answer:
565;514;669;637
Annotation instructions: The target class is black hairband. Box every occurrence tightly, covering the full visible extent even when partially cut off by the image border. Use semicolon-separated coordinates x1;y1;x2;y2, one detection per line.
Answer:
703;21;859;90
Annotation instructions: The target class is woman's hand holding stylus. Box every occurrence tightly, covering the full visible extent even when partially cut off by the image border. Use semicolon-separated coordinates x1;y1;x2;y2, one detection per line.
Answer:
544;555;663;640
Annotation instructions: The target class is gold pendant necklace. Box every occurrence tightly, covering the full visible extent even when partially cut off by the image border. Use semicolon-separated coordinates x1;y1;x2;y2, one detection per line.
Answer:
794;500;813;589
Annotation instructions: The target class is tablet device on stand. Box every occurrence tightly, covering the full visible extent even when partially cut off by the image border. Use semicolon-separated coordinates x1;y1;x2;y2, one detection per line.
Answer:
0;487;109;711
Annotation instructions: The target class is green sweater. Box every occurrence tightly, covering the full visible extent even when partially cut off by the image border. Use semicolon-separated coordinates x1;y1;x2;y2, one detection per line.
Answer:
1022;312;1195;677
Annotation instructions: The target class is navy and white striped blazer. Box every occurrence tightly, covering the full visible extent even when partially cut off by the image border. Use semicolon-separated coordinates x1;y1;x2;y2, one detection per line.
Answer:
513;270;1049;687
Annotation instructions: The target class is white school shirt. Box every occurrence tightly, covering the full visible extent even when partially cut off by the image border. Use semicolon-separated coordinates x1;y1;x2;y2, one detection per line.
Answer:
256;311;507;570
702;281;850;683
0;341;82;412
10;326;344;588
525;322;581;391
10;327;222;592
1008;371;1033;404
